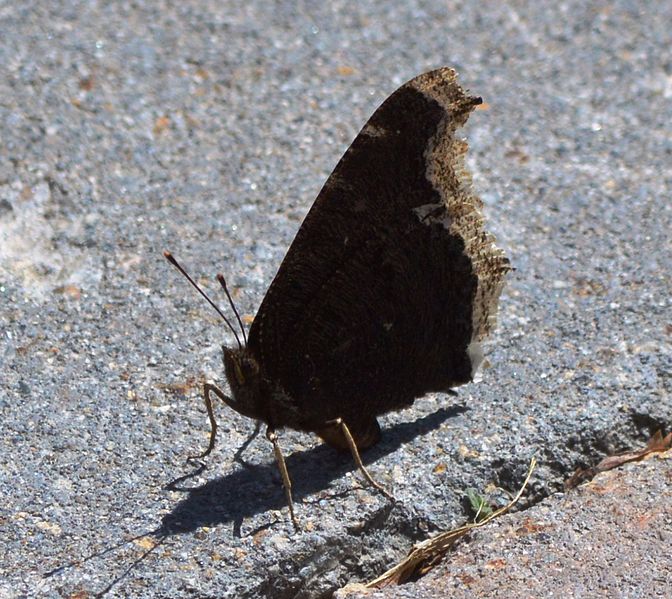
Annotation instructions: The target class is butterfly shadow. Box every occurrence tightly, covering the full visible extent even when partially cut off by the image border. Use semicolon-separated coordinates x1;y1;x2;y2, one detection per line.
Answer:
159;404;468;537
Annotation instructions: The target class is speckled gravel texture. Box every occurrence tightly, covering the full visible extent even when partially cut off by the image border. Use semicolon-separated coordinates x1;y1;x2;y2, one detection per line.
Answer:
1;1;670;598
336;451;672;598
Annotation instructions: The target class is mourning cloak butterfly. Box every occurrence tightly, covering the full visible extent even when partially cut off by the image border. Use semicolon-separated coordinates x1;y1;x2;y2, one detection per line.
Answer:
166;67;510;527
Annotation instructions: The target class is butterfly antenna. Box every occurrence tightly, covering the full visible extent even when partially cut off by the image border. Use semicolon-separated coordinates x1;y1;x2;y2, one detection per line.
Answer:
217;273;247;345
164;251;242;350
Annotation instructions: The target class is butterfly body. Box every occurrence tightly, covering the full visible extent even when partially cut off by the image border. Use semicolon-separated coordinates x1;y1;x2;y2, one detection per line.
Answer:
168;68;509;524
217;69;509;453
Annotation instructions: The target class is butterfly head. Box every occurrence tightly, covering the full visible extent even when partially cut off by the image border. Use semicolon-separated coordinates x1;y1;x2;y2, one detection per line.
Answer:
222;345;266;421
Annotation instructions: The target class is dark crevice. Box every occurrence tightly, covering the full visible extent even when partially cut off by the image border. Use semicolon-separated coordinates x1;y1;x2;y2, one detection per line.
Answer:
629;411;669;439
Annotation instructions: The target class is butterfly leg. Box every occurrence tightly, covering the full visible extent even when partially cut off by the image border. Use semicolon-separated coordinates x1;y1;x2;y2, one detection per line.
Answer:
266;427;299;530
233;420;262;468
325;418;394;502
186;382;224;462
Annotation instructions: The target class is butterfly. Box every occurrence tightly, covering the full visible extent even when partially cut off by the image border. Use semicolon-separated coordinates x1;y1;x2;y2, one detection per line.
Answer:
166;67;510;527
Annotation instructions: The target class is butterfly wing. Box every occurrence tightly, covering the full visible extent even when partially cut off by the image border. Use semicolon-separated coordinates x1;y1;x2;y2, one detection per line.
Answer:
248;68;509;435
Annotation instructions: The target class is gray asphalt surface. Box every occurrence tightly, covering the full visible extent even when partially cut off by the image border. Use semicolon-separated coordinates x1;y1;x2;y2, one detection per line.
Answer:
336;450;672;598
1;1;670;598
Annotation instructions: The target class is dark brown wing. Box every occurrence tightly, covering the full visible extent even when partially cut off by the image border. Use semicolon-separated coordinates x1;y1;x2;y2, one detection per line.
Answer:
248;68;509;431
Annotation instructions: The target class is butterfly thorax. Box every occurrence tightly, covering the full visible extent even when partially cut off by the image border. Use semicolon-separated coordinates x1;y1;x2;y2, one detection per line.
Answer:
222;345;301;429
